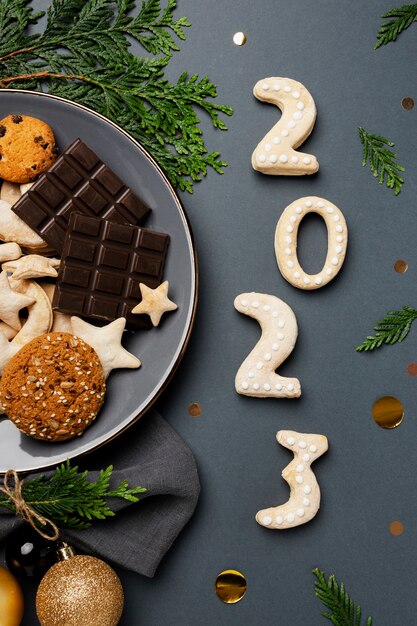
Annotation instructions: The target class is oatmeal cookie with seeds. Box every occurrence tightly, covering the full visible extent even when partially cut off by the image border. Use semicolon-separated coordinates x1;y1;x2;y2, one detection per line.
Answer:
0;115;58;183
0;332;106;441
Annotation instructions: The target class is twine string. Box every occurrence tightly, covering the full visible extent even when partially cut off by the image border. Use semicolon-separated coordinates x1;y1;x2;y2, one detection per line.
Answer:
0;469;59;541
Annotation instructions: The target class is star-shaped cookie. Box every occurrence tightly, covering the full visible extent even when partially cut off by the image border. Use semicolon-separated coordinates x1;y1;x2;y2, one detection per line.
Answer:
2;254;60;280
71;316;141;378
132;281;178;327
0;271;35;331
0;328;20;375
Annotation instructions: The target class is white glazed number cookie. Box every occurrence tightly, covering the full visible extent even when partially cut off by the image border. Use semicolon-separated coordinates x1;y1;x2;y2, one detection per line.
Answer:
275;196;348;290
252;77;318;176
256;430;328;530
234;293;301;398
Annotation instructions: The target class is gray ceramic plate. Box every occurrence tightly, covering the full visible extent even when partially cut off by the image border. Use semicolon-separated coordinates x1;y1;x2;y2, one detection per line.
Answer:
0;90;197;473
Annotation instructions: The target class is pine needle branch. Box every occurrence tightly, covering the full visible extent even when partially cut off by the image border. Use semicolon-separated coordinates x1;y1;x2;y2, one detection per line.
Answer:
358;127;405;196
313;568;373;625
356;306;417;351
0;460;146;529
375;3;417;48
0;0;233;192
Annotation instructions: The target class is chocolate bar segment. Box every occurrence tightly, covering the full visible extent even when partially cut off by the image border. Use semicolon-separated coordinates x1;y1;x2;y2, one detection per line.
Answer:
12;138;151;253
53;213;169;329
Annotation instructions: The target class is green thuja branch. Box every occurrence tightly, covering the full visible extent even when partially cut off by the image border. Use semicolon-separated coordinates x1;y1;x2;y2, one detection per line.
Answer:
0;0;233;192
358;127;405;196
356;306;417;351
0;461;146;529
375;3;417;48
313;568;373;625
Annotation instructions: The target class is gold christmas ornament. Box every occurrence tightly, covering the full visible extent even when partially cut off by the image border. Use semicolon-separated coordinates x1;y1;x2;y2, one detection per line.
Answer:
0;565;24;626
36;545;124;626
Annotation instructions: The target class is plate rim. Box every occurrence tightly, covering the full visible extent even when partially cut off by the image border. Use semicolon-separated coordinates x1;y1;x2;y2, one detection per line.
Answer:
0;88;198;474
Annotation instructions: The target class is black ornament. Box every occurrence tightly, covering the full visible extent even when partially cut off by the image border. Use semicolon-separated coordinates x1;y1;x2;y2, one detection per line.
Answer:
5;525;56;579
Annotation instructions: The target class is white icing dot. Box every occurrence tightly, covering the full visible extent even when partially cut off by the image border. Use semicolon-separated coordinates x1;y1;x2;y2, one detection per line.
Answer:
293;272;301;279
261;82;269;90
333;214;340;221
263;383;271;391
248;371;255;378
302;454;310;462
281;129;289;137
287;260;294;269
292;91;300;99
272;343;279;350
256;361;263;370
303;485;312;494
241;299;248;307
314;276;323;285
252;301;259;308
303;498;310;507
287;437;295;445
277;332;284;340
288;121;296;129
326;206;334;213
286;513;295;522
291;156;299;164
335;245;342;254
336;235;343;243
278;320;285;328
284;85;291;92
279;154;288;163
309;445;317;453
272;311;278;318
262;515;272;526
273;83;281;91
317;201;324;208
284;235;292;243
295;206;302;214
305;200;313;207
286;225;293;233
265;143;272;151
293;111;303;121
269;155;277;163
258;154;266;163
285;247;291;255
296;464;304;472
241;382;249;390
290;215;297;223
275;383;282;391
298;441;307;449
295;476;303;484
297;102;304;110
253;383;260;390
303;277;311;285
275;515;283;524
296;508;305;518
264;353;272;361
331;257;339;266
272;136;281;145
336;224;343;232
325;268;332;275
287;383;294;391
302;156;311;164
263;304;270;312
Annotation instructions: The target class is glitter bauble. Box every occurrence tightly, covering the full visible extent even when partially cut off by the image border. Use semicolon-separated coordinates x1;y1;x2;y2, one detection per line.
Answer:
5;525;56;579
0;565;24;626
36;555;124;626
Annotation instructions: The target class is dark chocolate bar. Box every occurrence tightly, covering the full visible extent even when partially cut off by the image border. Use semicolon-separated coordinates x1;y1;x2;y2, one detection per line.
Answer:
53;213;169;329
12;138;151;253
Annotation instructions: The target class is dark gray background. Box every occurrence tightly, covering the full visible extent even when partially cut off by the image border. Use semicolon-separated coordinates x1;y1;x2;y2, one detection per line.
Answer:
1;1;416;624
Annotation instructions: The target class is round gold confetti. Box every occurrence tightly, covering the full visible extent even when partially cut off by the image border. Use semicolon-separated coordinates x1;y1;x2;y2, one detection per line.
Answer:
233;32;247;46
188;402;202;417
407;362;417;376
36;555;124;626
394;259;408;273
402;97;414;110
215;569;247;604
389;520;404;536
372;395;404;429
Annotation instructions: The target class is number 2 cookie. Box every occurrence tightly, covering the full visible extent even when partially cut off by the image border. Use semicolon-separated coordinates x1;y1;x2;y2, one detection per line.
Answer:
252;77;318;176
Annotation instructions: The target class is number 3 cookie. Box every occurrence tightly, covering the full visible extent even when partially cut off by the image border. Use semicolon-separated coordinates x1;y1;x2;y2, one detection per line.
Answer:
275;197;348;290
252;77;318;176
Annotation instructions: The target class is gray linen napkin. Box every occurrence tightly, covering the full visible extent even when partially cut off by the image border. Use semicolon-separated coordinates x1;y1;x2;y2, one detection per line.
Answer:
0;410;200;578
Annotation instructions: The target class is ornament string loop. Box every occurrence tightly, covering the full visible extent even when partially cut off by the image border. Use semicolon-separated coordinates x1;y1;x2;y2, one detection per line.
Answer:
0;469;59;541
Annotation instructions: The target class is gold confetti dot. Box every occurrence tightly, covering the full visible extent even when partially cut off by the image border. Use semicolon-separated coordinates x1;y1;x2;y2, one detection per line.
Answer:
188;402;202;417
402;97;414;110
233;32;247;46
407;362;417;376
215;570;247;603
389;520;404;536
394;259;408;273
372;396;404;429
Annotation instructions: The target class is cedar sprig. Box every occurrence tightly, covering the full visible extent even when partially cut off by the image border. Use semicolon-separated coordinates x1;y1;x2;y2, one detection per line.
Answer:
375;3;417;48
358;127;405;196
356;306;417;351
313;568;373;626
0;0;233;192
0;460;146;529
